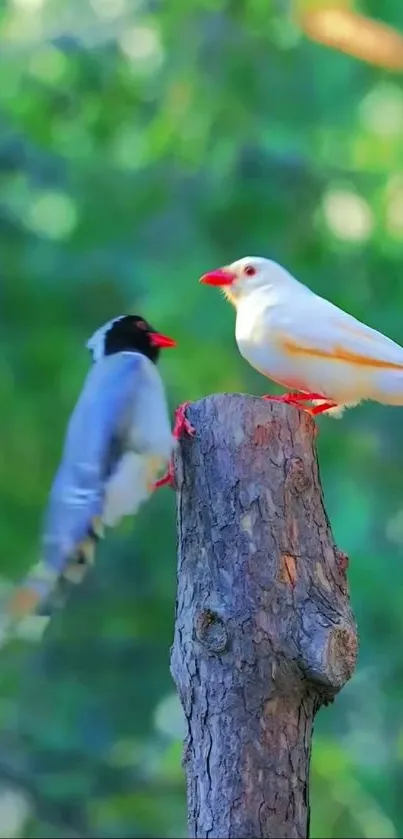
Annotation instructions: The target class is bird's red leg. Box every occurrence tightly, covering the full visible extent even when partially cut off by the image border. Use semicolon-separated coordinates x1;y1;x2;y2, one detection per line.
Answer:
262;391;340;422
262;391;333;413
288;392;332;402
263;391;329;404
307;401;338;416
153;468;174;490
171;401;196;439
154;402;196;490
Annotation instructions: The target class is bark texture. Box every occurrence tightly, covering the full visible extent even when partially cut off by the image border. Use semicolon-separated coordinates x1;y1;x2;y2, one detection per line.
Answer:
171;394;357;839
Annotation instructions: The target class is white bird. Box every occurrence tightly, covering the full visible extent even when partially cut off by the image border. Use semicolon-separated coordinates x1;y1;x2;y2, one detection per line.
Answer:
200;255;403;417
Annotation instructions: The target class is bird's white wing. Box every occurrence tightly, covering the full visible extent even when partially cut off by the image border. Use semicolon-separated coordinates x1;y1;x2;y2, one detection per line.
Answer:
273;291;403;371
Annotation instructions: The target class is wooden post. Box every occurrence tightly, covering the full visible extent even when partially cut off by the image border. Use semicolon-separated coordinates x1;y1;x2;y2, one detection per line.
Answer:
171;394;357;839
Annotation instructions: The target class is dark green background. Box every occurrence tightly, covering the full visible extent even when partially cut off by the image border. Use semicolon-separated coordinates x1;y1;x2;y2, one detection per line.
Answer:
1;0;403;835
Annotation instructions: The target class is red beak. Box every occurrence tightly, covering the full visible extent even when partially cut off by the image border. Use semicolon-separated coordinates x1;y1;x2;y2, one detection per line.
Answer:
149;332;177;349
199;268;235;287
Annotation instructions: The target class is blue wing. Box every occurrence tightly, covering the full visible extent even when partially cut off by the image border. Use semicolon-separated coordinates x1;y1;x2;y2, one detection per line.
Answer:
41;352;143;576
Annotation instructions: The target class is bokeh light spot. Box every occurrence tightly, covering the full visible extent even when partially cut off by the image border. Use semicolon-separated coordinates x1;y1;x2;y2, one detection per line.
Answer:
29;46;67;83
119;25;163;65
322;189;374;242
25;191;77;240
360;83;403;137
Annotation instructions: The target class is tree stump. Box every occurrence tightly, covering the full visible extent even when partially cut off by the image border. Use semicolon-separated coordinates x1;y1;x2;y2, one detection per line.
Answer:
170;394;357;839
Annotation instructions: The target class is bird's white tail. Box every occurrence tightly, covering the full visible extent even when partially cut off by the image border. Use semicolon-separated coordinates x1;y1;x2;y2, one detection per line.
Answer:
372;368;403;406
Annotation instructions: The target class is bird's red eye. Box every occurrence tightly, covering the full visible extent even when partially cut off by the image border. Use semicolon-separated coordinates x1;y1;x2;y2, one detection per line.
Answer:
244;265;256;277
136;320;147;330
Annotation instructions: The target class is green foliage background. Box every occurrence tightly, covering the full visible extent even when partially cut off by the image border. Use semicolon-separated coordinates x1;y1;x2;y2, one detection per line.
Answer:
1;0;403;835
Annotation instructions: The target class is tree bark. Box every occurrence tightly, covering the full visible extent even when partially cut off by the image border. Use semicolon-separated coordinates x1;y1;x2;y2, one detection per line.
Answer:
171;394;357;839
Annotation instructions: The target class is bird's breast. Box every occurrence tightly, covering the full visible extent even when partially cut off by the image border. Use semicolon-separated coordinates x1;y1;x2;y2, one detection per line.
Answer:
235;295;315;391
128;362;174;461
236;297;280;372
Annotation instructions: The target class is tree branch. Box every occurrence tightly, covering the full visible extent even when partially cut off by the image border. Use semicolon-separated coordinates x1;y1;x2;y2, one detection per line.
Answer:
171;394;357;839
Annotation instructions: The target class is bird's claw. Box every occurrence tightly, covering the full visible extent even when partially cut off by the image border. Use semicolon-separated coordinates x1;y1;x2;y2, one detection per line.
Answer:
154;462;176;490
305;401;338;416
154;401;196;491
262;392;337;417
173;401;196;439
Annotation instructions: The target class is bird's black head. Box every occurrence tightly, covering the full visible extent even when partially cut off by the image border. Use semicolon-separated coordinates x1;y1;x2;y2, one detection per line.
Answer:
86;314;177;364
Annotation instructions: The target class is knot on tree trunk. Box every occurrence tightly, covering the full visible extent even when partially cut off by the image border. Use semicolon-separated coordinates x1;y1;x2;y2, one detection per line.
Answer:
171;394;357;839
